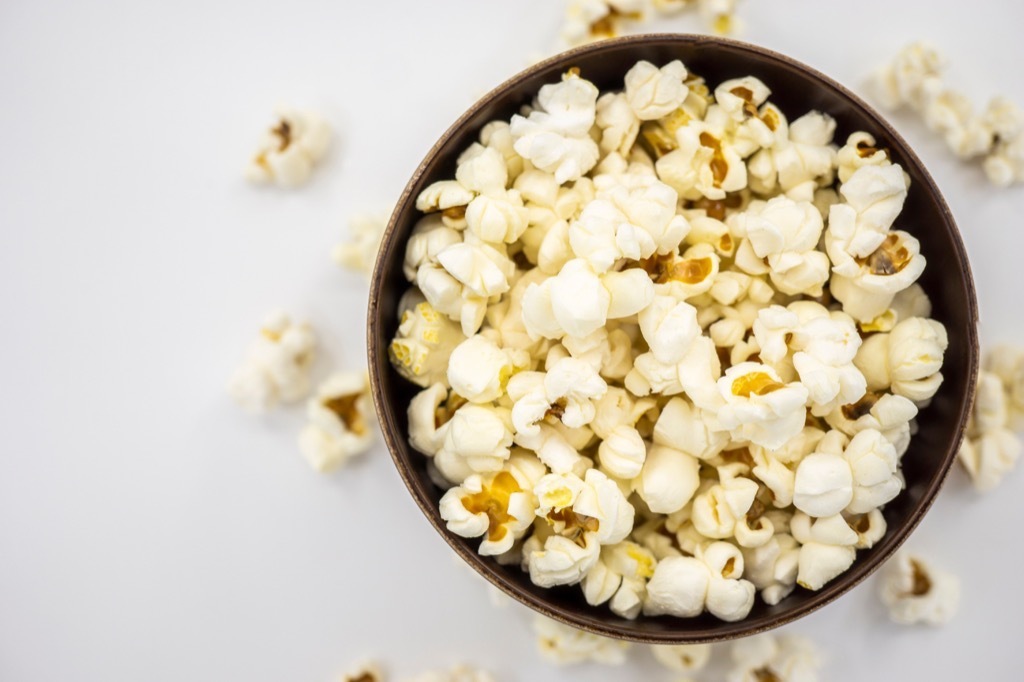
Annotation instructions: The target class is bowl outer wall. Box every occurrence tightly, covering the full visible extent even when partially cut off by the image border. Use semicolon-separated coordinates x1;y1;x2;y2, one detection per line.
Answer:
366;34;979;643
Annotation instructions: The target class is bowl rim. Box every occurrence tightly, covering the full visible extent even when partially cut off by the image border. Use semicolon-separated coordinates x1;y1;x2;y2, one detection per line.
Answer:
367;32;980;643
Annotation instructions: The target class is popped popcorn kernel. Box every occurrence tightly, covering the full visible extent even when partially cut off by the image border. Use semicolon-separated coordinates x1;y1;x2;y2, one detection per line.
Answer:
533;615;630;665
298;371;375;472
229;310;316;412
245;107;331;188
879;552;960;626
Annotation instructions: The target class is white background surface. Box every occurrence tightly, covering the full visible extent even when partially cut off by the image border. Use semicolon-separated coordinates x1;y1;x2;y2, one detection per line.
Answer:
1;1;1022;680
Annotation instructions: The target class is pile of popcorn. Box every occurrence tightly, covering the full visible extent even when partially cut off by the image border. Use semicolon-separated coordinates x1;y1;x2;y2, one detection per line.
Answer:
561;0;742;48
870;42;1024;187
387;58;950;623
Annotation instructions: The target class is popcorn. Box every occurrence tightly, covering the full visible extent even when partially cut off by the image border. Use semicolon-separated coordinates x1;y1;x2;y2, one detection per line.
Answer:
447;335;527;403
716;362;810;450
511;71;601;184
791;512;857;590
229;310;316;412
435;404;515;481
298;372;375;472
650;643;712;673
854;317;948;402
245;107;330;187
440;464;538;555
958;367;1022;491
986;344;1024;422
635;444;702;514
625;60;689;121
521;258;654;340
879;552;960;625
728;633;822;682
533;615;630;665
333;208;392;273
389;61;949;623
389;302;466;388
730;195;829;296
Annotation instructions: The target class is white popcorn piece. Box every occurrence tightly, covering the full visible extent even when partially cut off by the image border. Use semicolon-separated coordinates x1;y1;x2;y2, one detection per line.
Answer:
825;392;918;456
598;424;647;479
879;552;960;626
792;451;853;518
638;295;701;365
854;317;948;402
407;383;450;457
716;362;810;450
511;71;602;184
701;541;756;622
435;404;515;481
869;41;946;112
591;171;691;258
653;397;729;460
651;643;712;673
773;111;837;192
522;258;654;340
959;426;1022;492
389;301;466;388
987;344;1024;421
245;107;331;188
533;615;630;665
836;132;890;184
728;633;823;682
691;468;759;540
333;207;392;273
509;357;608;437
446;334;527;403
596;92;641;156
742;532;800;605
730;195;829;296
642;556;711;618
791;512;857;590
625;60;689;121
440;464;538;556
298;372;375;473
657;118;748;200
843;428;902;513
582;540;657;618
829;229;926;323
229;310;316;412
403;216;463;281
635;444;702;514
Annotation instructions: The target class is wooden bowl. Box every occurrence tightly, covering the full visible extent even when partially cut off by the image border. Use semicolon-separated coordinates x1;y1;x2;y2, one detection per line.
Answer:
366;34;979;643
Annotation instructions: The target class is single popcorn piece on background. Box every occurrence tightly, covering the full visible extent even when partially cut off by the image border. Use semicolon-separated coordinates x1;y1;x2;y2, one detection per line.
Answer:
400;665;497;682
727;633;823;682
333;207;394;273
561;0;646;48
878;552;960;626
298;372;375;472
533;615;630;665
245;107;331;187
650;643;712;673
228;310;316;412
340;660;384;682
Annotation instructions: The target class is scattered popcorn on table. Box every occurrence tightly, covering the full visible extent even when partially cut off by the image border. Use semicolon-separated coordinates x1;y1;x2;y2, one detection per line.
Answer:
878;551;960;626
334;207;394;273
958;352;1023;491
228;310;316;412
727;633;823;682
533;615;630;665
298;371;375;472
869;43;1024;186
245;107;331;188
560;0;646;48
388;61;949;622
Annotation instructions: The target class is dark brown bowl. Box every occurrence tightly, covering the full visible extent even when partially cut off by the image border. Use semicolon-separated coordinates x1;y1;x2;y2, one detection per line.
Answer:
366;34;979;643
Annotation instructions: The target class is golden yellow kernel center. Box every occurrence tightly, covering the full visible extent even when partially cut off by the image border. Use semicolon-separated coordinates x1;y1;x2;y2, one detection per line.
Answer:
461;471;522;543
669;257;714;284
323;393;367;436
732;371;786;398
862;233;912;275
699;132;729;187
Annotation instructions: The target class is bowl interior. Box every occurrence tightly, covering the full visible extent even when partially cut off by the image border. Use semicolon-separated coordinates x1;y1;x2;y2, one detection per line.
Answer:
368;34;979;643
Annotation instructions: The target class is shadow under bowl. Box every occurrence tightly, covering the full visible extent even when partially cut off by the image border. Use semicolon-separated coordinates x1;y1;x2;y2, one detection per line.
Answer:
367;34;979;643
